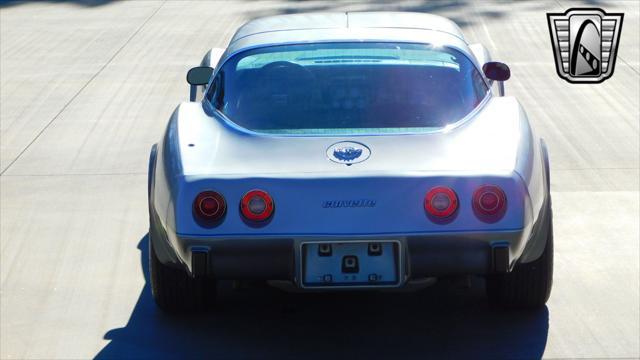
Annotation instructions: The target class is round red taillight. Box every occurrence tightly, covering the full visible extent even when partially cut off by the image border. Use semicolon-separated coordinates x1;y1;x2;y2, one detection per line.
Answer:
193;191;226;222
424;186;458;218
241;189;274;221
473;185;507;220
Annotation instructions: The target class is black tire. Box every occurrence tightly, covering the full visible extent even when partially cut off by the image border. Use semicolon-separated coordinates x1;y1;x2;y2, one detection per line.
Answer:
487;210;554;309
149;236;217;312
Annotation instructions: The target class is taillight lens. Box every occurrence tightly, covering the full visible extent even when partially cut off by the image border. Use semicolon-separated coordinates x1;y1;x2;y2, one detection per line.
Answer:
473;185;507;221
193;191;226;223
241;189;274;221
424;186;458;218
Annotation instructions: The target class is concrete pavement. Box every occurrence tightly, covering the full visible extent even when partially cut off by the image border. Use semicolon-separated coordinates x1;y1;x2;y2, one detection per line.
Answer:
1;0;638;358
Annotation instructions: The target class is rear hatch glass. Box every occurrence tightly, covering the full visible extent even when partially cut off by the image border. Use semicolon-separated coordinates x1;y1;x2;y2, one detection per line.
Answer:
208;42;488;134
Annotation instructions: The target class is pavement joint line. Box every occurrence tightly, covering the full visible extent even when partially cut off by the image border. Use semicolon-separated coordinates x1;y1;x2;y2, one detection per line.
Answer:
0;0;167;177
555;167;639;170
618;56;640;76
0;172;146;177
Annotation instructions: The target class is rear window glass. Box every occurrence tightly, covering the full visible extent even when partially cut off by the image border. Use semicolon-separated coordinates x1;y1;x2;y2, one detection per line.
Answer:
208;42;488;134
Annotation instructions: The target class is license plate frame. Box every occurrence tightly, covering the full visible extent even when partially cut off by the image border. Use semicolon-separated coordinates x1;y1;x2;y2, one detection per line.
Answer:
300;240;402;288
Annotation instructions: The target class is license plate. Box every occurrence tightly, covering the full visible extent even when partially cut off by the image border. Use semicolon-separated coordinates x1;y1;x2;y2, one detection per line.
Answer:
301;241;400;287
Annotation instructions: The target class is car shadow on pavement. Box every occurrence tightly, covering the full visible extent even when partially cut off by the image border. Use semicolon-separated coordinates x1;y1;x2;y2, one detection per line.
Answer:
95;235;549;359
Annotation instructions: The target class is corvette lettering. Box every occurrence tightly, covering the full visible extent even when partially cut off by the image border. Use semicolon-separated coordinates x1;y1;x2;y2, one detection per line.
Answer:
322;200;377;208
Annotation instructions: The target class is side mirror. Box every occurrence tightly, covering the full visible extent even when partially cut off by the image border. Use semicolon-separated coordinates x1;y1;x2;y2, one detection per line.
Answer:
482;62;510;96
186;66;214;101
482;61;510;81
187;66;214;86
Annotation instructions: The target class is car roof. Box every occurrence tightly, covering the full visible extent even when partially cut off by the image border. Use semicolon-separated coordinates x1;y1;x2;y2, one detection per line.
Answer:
231;12;465;43
221;12;471;64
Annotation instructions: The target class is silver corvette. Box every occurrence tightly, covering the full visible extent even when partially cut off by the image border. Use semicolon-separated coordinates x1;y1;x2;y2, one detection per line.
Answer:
148;12;553;312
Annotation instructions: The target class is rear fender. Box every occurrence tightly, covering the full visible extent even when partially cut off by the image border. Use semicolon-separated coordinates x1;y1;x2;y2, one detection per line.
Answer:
519;138;552;263
148;144;158;200
148;110;184;267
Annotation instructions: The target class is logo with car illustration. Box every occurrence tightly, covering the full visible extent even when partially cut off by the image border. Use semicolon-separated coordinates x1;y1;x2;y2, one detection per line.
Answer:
547;8;624;83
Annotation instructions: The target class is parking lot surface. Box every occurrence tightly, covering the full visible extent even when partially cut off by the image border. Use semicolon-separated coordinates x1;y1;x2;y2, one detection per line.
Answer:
1;1;638;358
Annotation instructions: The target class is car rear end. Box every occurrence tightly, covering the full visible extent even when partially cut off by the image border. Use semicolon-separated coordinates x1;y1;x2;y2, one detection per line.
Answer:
165;171;532;289
149;26;552;310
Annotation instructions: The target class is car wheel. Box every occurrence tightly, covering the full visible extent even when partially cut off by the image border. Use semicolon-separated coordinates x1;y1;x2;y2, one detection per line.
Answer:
486;208;554;309
149;235;217;312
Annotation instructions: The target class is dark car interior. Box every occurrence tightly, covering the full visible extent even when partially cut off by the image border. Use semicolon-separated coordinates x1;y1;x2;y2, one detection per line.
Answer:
213;61;487;132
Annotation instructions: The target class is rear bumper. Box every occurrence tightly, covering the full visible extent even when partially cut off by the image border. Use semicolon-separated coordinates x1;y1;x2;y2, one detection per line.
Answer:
153;224;529;287
200;233;520;280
